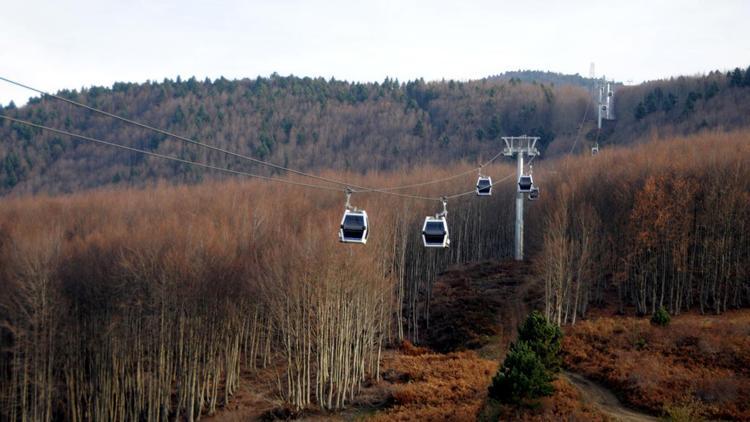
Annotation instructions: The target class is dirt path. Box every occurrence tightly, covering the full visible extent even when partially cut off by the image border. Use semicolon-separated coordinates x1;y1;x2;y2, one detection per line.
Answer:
563;371;658;422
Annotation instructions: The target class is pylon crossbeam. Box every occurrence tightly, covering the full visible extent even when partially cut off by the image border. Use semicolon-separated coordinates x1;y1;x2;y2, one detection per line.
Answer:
502;135;540;157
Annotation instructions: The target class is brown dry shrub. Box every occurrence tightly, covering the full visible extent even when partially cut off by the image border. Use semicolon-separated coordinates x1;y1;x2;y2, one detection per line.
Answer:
663;397;706;422
478;378;605;422
370;348;606;422
369;350;496;421
563;311;750;420
400;339;432;356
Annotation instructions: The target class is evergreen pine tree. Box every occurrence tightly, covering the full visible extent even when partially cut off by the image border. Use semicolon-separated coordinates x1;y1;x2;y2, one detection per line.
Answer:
517;310;563;373
651;306;671;326
729;68;743;87
488;341;554;404
488;311;562;406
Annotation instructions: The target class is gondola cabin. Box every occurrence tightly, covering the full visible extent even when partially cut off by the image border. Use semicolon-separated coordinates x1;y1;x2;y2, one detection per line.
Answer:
339;210;369;244
518;175;533;193
529;186;540;201
476;176;492;196
422;216;450;248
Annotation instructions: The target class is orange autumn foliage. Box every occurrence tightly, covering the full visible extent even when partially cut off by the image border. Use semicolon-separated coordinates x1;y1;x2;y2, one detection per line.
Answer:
370;350;497;422
563;310;750;420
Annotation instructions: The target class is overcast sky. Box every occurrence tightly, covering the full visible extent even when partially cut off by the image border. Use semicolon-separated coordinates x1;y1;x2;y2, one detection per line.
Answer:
1;0;748;106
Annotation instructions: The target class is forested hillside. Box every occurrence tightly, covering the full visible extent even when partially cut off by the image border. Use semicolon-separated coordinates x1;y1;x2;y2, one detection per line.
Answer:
0;76;587;195
1;129;747;419
2;68;749;196
601;66;750;147
487;70;600;89
535;130;749;322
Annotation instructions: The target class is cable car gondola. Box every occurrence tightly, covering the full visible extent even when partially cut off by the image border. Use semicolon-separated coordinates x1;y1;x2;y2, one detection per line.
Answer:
528;185;539;201
518;175;533;193
339;189;369;244
422;198;450;248
422;217;449;248
476;176;492;196
339;210;369;244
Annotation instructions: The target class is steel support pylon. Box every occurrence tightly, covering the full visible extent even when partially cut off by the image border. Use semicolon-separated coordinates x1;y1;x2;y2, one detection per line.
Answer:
502;136;540;261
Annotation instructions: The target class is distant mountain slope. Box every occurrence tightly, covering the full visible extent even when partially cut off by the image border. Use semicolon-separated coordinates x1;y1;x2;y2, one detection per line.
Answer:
1;68;749;196
488;68;750;151
0;76;589;195
486;70;603;89
602;67;750;146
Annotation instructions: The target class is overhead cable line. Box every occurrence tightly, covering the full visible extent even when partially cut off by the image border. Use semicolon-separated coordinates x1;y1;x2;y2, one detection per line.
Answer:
568;100;591;155
444;171;517;200
357;149;508;193
0;75;603;253
0;76;511;196
0;115;445;201
0;115;341;193
0;76;366;190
